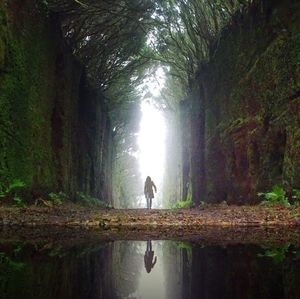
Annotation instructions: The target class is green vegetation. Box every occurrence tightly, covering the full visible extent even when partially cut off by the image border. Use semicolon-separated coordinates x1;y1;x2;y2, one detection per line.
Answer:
48;0;156;92
75;192;109;208
292;189;300;206
12;197;26;208
0;179;26;207
258;185;300;207
0;179;26;199
0;252;26;271
260;246;289;264
173;197;193;209
258;185;290;207
0;251;27;298
176;241;192;262
258;244;300;265
48;192;69;205
0;2;58;199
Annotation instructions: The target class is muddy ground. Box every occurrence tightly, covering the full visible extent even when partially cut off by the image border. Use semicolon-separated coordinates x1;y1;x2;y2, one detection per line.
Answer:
0;204;299;246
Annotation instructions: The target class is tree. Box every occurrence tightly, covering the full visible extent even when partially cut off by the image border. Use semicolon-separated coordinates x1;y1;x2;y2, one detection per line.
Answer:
145;0;248;93
48;0;157;91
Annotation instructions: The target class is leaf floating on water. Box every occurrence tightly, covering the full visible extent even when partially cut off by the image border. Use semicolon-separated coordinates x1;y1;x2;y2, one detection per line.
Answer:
74;0;88;8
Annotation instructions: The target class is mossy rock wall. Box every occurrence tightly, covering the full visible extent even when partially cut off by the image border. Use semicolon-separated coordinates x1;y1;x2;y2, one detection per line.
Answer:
189;0;300;204
0;0;112;202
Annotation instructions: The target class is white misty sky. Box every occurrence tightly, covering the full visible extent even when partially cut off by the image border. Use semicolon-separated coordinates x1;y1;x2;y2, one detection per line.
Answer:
137;66;167;208
138;101;166;188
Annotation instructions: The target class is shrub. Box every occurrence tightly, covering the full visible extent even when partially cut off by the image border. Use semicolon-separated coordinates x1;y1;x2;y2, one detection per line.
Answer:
258;185;290;207
0;179;26;207
75;192;109;208
13;196;26;208
0;179;26;198
258;244;290;265
173;197;193;209
292;189;300;206
48;192;69;205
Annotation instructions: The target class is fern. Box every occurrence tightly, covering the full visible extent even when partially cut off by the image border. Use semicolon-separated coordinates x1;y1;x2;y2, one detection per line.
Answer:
48;192;69;205
13;196;26;208
75;192;108;208
258;185;290;207
292;189;300;205
0;179;26;199
173;198;193;209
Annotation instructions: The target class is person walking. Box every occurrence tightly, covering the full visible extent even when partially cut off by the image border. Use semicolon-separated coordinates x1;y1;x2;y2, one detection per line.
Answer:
144;176;157;209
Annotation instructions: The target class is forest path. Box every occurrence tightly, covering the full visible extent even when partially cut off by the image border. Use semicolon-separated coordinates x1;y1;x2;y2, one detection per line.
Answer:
0;203;299;228
0;204;299;245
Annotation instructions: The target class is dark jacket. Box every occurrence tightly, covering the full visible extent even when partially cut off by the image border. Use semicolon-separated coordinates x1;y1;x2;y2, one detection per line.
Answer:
144;180;157;199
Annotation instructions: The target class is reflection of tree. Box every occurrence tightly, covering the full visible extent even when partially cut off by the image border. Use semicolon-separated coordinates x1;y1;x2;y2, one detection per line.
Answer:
0;251;26;299
1;240;299;299
112;241;144;299
0;242;113;299
162;242;300;299
258;244;291;265
162;241;188;299
190;244;300;299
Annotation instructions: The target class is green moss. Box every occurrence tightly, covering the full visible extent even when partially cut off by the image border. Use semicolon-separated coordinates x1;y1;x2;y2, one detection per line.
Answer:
0;36;5;69
201;2;300;203
290;15;300;88
0;2;113;204
0;3;58;192
283;126;300;186
0;6;6;69
173;197;192;209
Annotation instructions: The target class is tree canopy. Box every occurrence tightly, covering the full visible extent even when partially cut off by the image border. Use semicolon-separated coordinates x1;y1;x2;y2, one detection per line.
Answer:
48;0;157;92
146;0;248;96
48;0;249;96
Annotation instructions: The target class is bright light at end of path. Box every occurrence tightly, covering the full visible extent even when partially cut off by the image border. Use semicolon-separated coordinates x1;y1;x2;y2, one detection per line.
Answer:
138;102;166;187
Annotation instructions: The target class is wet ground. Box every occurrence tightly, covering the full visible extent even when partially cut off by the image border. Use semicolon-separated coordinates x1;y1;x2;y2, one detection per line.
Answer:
0;203;299;229
0;203;299;245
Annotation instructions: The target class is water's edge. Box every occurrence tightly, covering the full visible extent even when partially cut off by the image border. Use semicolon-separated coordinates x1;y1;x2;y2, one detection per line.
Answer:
0;225;299;247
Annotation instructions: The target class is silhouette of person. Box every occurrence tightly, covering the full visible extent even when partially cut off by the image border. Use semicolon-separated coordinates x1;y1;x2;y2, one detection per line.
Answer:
144;176;157;209
144;240;157;273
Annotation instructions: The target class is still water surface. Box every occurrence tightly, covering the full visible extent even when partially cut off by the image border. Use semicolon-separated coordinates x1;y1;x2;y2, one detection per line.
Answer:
0;239;299;299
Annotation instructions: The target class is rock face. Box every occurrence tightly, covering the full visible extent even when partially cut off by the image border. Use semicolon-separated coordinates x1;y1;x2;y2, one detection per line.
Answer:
0;0;112;202
184;0;300;204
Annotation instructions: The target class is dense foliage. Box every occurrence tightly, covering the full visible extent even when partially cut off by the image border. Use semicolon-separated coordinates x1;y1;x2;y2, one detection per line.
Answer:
147;0;245;92
48;0;156;91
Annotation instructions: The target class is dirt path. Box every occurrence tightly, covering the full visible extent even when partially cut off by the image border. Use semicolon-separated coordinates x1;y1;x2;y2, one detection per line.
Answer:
0;203;299;228
0;204;299;245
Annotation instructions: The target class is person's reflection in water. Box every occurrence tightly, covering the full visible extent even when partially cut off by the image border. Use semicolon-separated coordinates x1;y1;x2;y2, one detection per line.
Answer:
144;240;157;273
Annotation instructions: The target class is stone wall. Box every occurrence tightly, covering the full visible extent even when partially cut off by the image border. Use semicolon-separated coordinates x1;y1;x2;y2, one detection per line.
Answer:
0;0;112;202
187;0;300;204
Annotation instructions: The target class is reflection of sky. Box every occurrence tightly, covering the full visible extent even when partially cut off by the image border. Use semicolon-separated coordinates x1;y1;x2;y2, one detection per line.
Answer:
113;241;167;299
136;241;166;299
